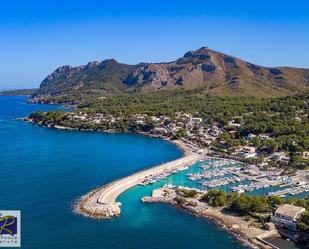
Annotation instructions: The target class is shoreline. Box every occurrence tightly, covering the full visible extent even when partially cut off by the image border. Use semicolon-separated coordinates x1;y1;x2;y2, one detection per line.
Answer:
69;130;203;218
24;117;280;248
142;189;277;249
22;118;191;153
74;150;203;219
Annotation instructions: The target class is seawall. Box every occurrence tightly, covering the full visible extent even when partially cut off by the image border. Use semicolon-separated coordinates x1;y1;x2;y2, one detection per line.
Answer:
75;140;203;219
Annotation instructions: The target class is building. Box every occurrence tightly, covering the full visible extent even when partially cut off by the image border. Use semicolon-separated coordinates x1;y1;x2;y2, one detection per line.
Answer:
228;121;241;127
246;133;256;139
259;134;270;140
242;146;256;154
278;156;290;165
238;146;256;158
271;204;305;231
153;127;168;135
189;117;203;127
302;151;309;159
209;127;221;137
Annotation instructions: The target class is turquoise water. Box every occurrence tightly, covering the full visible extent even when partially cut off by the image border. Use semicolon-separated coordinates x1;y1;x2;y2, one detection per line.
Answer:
0;96;244;249
171;161;309;199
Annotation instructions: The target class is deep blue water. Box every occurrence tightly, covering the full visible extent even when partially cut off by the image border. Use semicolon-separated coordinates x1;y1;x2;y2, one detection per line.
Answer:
0;96;244;249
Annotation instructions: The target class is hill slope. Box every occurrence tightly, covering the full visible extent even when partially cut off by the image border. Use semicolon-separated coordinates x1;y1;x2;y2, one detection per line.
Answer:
0;88;38;96
32;47;309;102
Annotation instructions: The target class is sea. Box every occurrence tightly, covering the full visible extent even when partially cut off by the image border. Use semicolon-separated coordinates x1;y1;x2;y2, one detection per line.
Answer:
0;96;246;249
0;96;298;249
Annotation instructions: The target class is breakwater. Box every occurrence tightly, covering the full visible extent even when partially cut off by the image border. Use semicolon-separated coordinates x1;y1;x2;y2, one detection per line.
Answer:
76;150;203;219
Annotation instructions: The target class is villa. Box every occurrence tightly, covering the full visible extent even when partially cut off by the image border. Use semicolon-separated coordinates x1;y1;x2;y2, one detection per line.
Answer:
303;151;309;159
189;117;203;127
242;146;256;154
271;204;305;231
246;133;256;139
259;134;271;140
278;156;290;165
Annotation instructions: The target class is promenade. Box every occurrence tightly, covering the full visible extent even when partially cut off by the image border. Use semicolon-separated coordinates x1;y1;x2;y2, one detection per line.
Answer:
76;141;203;219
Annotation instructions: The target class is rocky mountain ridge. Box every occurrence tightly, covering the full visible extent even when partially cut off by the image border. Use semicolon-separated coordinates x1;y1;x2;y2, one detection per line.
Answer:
33;47;309;100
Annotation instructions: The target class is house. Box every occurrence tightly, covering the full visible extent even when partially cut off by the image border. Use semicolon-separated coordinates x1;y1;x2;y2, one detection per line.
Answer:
302;151;309;159
259;134;271;140
242;146;256;154
189;117;203;127
246;133;256;139
271;204;305;231
209;126;222;137
278;156;290;165
264;222;276;231
153;127;167;135
271;151;286;160
228;121;241;127
151;116;160;122
238;146;256;158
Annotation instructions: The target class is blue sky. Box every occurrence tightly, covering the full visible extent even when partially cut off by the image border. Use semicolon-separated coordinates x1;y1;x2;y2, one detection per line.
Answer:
1;0;309;89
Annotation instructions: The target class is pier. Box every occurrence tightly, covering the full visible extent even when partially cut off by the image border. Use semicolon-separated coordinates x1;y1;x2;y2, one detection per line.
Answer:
76;145;203;219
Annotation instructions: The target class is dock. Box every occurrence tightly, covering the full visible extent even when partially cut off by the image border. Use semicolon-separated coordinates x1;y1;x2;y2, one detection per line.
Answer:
76;151;203;219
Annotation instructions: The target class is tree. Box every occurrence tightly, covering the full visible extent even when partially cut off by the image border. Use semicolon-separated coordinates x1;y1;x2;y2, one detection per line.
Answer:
228;194;269;213
202;189;226;207
267;195;283;209
299;211;309;231
179;189;198;198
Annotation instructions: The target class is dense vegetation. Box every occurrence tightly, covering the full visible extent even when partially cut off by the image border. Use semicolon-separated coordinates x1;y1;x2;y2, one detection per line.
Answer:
202;189;309;231
177;188;198;198
27;87;309;233
30;91;309;167
81;89;308;122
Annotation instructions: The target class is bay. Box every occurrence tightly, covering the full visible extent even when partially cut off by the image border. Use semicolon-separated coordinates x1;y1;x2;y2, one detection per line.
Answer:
0;96;244;249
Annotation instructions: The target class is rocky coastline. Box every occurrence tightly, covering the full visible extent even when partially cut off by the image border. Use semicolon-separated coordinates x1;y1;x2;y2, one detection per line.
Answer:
21;116;194;155
142;190;277;249
19;115;288;249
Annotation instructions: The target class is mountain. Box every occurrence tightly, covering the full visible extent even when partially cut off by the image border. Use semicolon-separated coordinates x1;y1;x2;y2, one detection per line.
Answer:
32;47;309;102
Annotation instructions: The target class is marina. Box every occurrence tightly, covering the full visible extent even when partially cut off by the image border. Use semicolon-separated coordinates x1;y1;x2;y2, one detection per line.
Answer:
202;176;246;188
168;157;309;198
3;2;309;248
139;166;190;186
76;144;204;219
268;185;309;198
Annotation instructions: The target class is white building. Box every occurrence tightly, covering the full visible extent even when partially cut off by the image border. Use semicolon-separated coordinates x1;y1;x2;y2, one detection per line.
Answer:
259;134;271;140
278;156;290;165
302;151;309;159
246;133;256;139
189;117;203;127
242;146;256;154
239;146;256;158
271;204;305;231
153;127;168;135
